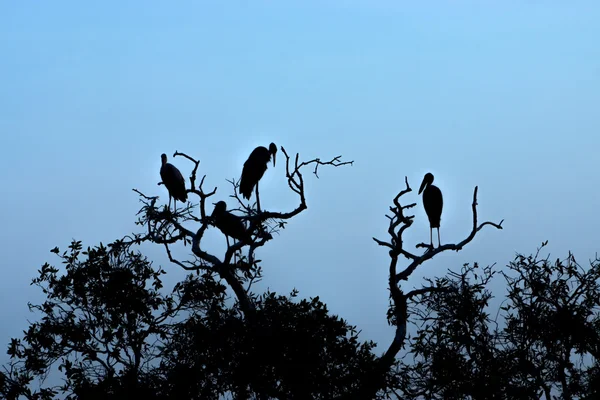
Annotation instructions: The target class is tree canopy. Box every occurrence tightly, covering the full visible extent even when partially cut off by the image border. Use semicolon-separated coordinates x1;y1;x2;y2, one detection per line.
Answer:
2;147;598;400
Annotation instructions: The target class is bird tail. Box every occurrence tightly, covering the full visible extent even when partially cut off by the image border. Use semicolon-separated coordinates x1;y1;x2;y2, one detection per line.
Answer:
174;188;188;203
239;177;252;200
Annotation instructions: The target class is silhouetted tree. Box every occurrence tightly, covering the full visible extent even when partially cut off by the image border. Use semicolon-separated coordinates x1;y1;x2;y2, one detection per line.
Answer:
393;244;600;399
3;146;598;399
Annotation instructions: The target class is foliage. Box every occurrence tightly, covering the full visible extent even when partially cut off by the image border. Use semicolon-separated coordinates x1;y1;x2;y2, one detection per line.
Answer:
397;245;600;399
2;147;598;399
0;241;382;399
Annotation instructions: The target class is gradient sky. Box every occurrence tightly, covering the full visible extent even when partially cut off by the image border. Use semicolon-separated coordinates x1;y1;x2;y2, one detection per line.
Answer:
1;0;599;379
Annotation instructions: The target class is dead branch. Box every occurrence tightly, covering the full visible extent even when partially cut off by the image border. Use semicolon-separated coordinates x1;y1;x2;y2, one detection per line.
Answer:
226;146;353;240
372;177;418;261
173;150;199;188
397;186;503;281
132;188;158;202
173;151;217;222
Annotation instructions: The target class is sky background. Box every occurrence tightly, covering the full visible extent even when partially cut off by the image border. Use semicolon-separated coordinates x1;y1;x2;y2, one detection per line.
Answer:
1;0;599;381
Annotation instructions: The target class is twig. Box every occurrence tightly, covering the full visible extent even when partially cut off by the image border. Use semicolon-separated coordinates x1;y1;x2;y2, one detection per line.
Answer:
164;242;209;272
132;188;158;201
397;186;503;281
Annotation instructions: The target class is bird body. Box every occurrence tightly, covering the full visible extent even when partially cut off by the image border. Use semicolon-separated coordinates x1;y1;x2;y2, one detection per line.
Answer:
418;172;443;247
160;153;187;210
239;143;277;201
211;201;252;244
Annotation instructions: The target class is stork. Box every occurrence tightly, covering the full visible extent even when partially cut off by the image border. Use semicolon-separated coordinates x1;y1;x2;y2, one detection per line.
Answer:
239;142;277;212
159;153;187;212
210;201;252;247
418;172;443;248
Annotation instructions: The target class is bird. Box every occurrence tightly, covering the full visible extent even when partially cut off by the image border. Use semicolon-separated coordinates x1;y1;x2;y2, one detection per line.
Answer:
159;153;188;212
210;201;252;246
418;172;443;248
239;142;277;211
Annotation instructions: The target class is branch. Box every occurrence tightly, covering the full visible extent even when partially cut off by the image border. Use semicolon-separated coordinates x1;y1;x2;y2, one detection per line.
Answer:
164;242;210;272
173;151;217;222
225;147;353;247
173;150;200;190
304;154;353;178
190;224;221;266
397;186;503;281
406;286;450;300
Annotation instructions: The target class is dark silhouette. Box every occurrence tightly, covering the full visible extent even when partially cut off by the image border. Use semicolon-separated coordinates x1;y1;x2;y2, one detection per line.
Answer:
211;200;252;246
418;172;443;248
239;142;277;211
6;147;539;400
159;153;187;212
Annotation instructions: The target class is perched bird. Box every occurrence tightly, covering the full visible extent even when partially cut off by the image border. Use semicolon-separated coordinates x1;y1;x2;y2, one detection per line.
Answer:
210;201;252;246
418;172;443;248
159;153;187;212
239;142;277;211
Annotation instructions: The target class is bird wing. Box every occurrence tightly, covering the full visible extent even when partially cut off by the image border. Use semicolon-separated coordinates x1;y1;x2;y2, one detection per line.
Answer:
161;163;187;201
172;164;185;185
239;147;270;198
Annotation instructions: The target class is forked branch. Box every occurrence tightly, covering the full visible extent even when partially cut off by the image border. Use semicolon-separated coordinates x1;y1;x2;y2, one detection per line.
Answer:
397;185;503;281
357;177;503;399
228;146;354;234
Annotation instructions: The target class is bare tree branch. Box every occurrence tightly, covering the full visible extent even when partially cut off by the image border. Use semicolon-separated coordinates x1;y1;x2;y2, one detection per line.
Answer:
397;186;503;281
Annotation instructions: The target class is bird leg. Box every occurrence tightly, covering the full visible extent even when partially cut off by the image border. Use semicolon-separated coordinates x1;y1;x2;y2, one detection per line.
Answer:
167;195;172;213
430;227;433;248
437;228;441;248
255;182;261;213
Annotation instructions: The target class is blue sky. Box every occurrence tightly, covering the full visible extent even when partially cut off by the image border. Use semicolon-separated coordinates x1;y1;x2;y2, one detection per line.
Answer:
1;0;599;373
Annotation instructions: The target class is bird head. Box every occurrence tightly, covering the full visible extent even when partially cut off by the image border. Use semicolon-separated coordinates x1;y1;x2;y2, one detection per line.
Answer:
269;142;277;167
418;172;434;195
161;153;168;165
211;201;227;216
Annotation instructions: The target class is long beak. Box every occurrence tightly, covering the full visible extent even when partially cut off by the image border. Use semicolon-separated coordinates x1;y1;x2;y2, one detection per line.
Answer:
418;178;428;195
272;153;276;167
212;202;217;206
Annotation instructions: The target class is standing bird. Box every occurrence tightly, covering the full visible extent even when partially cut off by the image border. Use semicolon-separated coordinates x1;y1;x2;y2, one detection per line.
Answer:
210;201;252;246
239;142;277;211
159;153;187;212
418;172;443;248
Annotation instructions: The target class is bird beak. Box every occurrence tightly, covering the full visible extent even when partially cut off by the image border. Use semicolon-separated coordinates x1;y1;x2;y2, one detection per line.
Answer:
272;153;276;167
418;177;428;195
212;202;217;206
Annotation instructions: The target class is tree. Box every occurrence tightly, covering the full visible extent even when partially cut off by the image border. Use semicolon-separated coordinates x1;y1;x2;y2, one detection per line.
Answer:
394;244;600;399
4;145;597;399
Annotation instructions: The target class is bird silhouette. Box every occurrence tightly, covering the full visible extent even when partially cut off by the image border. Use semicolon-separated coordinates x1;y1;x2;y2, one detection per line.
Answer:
239;143;277;211
418;172;443;248
210;201;252;246
159;153;187;212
